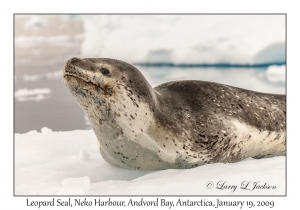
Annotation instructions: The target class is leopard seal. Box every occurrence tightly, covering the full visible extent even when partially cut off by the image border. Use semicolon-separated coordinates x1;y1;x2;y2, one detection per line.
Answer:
63;57;286;170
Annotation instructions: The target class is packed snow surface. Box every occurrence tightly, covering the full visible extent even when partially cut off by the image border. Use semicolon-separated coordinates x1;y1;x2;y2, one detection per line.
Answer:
15;129;285;195
81;15;285;65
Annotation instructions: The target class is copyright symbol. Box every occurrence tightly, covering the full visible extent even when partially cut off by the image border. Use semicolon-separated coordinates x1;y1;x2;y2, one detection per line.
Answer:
206;181;214;189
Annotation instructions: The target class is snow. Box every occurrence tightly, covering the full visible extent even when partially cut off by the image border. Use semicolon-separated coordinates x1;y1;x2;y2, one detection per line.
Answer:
14;88;52;102
57;176;91;195
45;70;63;80
15;34;83;48
80;15;285;65
265;65;286;83
23;15;48;30
23;74;43;82
15;129;285;195
78;150;91;160
23;70;62;82
41;127;53;134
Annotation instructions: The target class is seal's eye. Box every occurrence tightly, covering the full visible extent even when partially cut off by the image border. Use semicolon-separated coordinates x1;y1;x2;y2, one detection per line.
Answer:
101;68;110;75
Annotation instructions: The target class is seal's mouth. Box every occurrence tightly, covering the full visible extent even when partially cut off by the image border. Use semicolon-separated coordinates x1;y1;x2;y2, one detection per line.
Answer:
63;71;106;95
63;72;98;86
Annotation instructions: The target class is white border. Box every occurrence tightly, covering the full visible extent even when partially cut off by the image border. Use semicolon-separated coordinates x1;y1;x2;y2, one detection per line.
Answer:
3;0;298;209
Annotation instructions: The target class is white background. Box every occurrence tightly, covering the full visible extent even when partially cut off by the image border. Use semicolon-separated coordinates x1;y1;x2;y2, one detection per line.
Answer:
2;0;299;209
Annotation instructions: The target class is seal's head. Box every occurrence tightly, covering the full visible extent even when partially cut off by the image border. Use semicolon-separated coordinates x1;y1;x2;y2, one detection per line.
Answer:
63;57;168;169
63;57;118;96
63;57;155;115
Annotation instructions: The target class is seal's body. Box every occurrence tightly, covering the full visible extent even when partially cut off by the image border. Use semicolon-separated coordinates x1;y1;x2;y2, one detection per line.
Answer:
63;58;286;170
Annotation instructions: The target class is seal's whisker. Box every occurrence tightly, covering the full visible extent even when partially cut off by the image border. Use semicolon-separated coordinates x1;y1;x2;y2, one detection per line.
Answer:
106;99;109;119
108;81;118;93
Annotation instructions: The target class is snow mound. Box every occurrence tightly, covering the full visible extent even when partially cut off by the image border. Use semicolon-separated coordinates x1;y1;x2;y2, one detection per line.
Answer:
46;70;63;80
15;129;285;195
14;88;52;102
265;65;286;83
78;150;91;161
23;70;62;82
41;127;53;134
23;74;43;82
80;15;285;65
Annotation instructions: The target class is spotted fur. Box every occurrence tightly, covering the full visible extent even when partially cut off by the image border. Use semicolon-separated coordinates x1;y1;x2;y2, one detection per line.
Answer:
63;57;286;170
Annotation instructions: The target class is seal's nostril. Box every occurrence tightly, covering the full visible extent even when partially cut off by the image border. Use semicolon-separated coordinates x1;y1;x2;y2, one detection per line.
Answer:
68;57;83;66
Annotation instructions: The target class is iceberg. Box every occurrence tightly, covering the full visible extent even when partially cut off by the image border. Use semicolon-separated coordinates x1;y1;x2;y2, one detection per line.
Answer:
80;15;285;66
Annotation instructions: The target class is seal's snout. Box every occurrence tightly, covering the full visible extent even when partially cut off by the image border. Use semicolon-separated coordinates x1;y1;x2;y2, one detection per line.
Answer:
63;57;84;83
63;57;99;87
63;57;86;77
